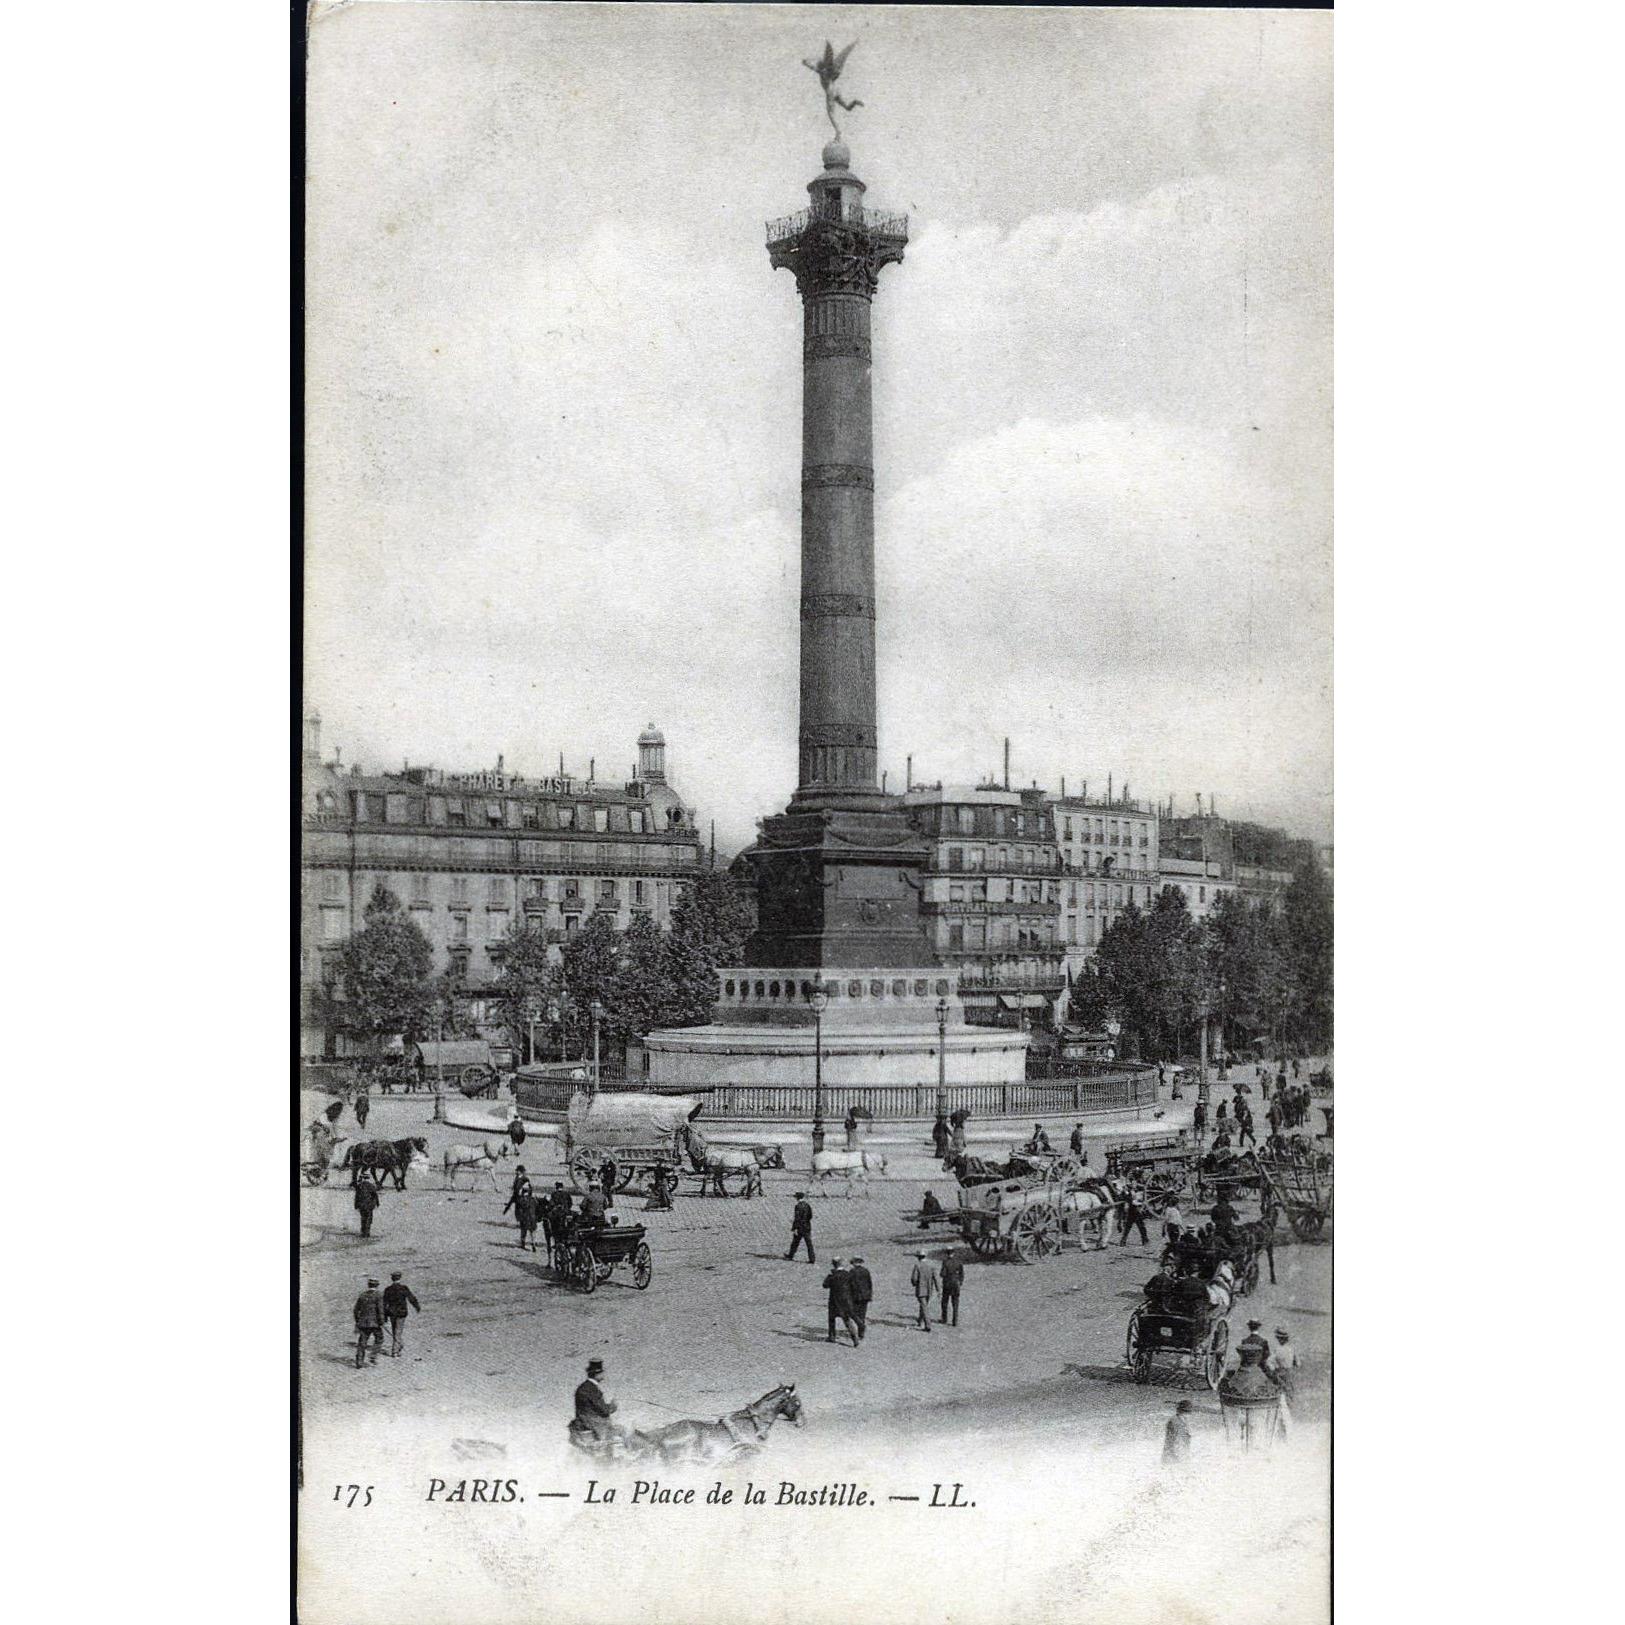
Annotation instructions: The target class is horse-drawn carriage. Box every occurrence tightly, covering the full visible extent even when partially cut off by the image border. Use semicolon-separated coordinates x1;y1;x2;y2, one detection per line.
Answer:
926;1153;1122;1263
554;1219;654;1294
412;1039;502;1098
300;1120;344;1187
1125;1303;1229;1389
563;1091;704;1197
1101;1129;1195;1215
1254;1152;1333;1239
1194;1147;1267;1203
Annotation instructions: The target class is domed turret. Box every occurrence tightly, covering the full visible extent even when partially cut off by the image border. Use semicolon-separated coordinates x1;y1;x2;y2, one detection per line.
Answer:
637;724;667;783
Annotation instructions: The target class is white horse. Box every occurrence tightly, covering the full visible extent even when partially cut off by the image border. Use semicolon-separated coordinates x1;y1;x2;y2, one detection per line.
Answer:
442;1139;511;1190
810;1148;888;1196
1207;1258;1237;1316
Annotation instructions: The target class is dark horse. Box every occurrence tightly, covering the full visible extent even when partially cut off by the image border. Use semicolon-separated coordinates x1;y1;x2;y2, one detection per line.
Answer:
569;1384;805;1467
343;1136;428;1190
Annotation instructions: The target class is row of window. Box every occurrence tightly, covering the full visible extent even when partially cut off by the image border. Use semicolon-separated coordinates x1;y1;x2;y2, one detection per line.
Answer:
945;922;1050;951
946;879;1055;905
317;874;659;907
326;790;677;836
1061;817;1152;845
940;846;1059;874
943;805;1047;839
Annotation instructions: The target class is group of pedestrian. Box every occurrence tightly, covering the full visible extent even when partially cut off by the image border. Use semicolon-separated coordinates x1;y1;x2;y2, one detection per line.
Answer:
1268;1083;1314;1132
351;1271;422;1367
788;1195;969;1341
502;1165;583;1262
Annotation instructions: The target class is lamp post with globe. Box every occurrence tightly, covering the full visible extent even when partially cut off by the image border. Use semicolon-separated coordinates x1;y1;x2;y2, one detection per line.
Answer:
809;986;830;1154
935;997;949;1120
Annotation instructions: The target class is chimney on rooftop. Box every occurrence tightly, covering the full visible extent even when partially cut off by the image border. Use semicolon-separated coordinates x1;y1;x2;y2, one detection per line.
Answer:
906;754;912;791
1003;737;1010;790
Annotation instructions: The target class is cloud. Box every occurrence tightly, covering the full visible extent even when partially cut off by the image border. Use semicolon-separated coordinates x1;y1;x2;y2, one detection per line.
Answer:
303;7;1330;853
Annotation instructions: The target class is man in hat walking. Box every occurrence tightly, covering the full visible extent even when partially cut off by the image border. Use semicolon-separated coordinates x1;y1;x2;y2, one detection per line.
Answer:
572;1359;618;1444
910;1251;939;1332
939;1249;964;1327
822;1259;860;1347
848;1256;873;1341
382;1272;420;1358
785;1192;815;1262
1162;1399;1193;1466
1117;1181;1150;1247
354;1086;370;1132
353;1278;384;1368
354;1175;380;1238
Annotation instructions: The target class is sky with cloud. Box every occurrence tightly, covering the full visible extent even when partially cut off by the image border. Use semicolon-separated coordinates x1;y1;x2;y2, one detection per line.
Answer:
305;3;1331;854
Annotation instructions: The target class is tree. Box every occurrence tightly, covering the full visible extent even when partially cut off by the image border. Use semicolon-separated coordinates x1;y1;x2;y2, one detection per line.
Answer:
492;921;561;1062
1281;858;1333;1050
664;871;754;1027
324;884;434;1051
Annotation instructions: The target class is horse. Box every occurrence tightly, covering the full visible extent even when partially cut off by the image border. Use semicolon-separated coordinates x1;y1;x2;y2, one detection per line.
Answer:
570;1384;805;1468
442;1139;511;1190
343;1137;430;1190
684;1127;769;1198
810;1148;887;1195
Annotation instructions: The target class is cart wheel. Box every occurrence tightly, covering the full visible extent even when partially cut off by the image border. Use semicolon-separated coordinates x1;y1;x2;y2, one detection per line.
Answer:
568;1149;600;1193
1205;1347;1224;1390
1126;1309;1142;1366
1012;1206;1060;1263
1144;1176;1177;1217
632;1242;652;1290
575;1248;597;1293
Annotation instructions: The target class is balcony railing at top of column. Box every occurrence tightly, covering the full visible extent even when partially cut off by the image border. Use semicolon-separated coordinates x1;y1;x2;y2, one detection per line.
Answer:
765;203;909;247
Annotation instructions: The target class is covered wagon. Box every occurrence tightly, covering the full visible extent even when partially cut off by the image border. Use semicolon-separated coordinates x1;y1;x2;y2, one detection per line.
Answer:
412;1039;501;1097
563;1091;704;1197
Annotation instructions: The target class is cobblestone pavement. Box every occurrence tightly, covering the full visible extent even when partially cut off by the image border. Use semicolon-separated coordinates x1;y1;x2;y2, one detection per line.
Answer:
300;1088;1331;1451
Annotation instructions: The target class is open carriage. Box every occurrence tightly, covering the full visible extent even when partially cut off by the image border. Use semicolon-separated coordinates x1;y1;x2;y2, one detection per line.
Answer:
555;1221;654;1294
1126;1304;1229;1389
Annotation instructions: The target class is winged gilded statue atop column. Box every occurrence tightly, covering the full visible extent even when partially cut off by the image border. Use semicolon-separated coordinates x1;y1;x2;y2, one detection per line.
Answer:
803;40;864;137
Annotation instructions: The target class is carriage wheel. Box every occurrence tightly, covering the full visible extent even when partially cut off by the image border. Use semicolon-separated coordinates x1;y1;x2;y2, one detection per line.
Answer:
1012;1205;1061;1263
632;1242;653;1290
1143;1175;1179;1216
574;1248;598;1293
568;1149;601;1193
1125;1310;1142;1367
967;1227;998;1258
1048;1155;1083;1186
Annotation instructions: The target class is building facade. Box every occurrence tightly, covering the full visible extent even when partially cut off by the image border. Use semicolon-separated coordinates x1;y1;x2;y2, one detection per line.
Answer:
900;784;1066;1026
300;717;702;1057
1047;794;1162;981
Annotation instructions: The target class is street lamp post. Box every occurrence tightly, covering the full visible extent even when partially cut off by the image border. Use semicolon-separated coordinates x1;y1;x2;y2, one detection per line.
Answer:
590;999;604;1096
809;987;829;1156
935;997;949;1120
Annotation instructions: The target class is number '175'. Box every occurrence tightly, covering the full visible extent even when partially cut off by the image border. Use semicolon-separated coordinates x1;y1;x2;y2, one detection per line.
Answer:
333;1484;373;1507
